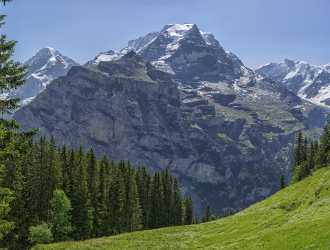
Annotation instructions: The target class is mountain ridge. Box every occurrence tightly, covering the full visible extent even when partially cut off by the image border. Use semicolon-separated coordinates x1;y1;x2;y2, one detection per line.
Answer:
14;24;330;215
257;59;330;107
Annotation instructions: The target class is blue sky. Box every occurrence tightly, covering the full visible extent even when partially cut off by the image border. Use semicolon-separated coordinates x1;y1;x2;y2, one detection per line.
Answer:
2;0;330;67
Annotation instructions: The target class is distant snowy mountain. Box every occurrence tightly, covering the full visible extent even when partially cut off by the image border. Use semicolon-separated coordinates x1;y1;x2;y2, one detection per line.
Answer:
3;47;78;107
256;59;330;107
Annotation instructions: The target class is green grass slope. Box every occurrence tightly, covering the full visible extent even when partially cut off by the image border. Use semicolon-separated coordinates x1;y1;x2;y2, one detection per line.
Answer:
34;167;330;250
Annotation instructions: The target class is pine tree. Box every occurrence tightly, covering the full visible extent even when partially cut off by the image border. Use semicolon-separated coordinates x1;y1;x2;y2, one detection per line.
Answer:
70;147;91;239
0;7;25;115
183;197;193;225
280;175;285;189
122;166;141;232
318;124;330;166
148;172;164;228
86;149;99;237
59;146;69;192
96;156;108;236
172;178;183;226
162;169;174;227
202;205;211;222
106;167;125;235
136;167;151;228
0;164;14;241
294;132;304;167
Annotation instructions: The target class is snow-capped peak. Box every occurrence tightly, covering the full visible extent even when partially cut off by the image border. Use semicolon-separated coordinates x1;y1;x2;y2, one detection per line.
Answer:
162;23;195;37
3;47;79;108
323;63;330;71
257;59;330;107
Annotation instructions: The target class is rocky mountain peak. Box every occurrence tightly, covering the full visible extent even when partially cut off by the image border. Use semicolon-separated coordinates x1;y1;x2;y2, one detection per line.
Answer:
257;59;330;107
3;47;78;106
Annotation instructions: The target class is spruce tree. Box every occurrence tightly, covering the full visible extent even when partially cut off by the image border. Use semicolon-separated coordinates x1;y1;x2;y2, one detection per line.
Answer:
202;205;211;223
148;172;164;228
161;168;174;227
172;178;183;226
106;167;125;235
183;197;193;225
70;147;91;239
136;167;151;228
0;164;14;241
294;132;304;167
96;156;108;236
0;1;28;245
59;146;69;192
318;124;330;166
86;149;99;237
280;175;285;189
122;166;141;232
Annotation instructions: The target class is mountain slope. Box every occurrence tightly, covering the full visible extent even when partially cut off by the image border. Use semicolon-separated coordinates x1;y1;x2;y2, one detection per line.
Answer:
256;59;330;107
2;47;78;106
33;167;330;250
15;24;330;215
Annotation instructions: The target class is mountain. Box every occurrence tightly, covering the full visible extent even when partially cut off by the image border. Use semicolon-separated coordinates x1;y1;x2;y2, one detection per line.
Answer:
2;47;78;106
33;166;330;250
92;24;245;82
14;24;330;215
256;59;330;107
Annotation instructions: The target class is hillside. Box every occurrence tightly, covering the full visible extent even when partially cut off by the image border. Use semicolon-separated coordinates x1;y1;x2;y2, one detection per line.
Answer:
33;167;330;250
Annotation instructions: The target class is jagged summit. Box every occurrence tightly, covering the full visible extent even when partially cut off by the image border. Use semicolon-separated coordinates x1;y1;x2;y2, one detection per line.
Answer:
257;59;330;106
3;47;78;106
92;23;245;82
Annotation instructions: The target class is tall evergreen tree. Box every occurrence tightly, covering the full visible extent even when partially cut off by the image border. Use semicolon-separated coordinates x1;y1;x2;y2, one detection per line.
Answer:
280;175;285;189
106;168;125;235
172;178;183;226
148;172;164;229
136;167;151;228
183;197;193;225
70;147;91;239
294;132;304;167
122;166;141;232
162;169;174;227
86;149;99;237
202;205;211;223
96;156;108;236
318;124;330;166
0;164;14;241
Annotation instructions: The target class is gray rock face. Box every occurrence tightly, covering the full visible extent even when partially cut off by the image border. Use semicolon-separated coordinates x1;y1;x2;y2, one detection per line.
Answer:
256;60;330;107
15;25;330;215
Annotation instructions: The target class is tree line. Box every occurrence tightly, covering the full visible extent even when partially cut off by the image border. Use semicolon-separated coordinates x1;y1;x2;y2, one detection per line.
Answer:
0;137;195;249
291;124;330;183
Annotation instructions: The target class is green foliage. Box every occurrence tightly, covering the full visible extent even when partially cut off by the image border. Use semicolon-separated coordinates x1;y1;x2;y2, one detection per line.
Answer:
280;175;285;189
28;223;53;245
202;205;211;223
183;197;193;225
0;0;27;245
292;123;330;183
0;136;191;247
0;165;14;241
32;167;330;250
50;190;72;242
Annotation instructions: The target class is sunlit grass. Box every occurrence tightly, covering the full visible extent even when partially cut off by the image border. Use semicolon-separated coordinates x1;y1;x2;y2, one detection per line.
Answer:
34;167;330;250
